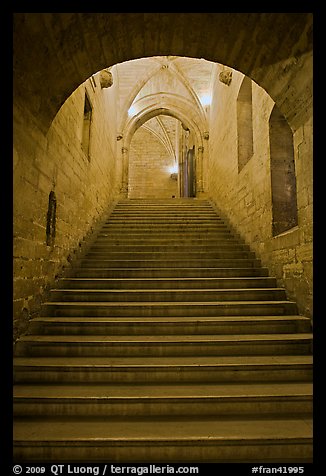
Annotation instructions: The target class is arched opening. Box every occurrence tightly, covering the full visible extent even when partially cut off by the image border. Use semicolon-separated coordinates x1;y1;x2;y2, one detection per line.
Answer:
237;76;253;172
13;13;312;134
82;91;93;161
269;104;298;236
128;115;198;199
128;115;180;199
46;190;57;247
12;13;313;335
12;14;313;463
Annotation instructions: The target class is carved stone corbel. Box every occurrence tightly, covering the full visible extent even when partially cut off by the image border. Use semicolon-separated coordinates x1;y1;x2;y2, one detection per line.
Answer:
219;68;233;86
99;69;113;88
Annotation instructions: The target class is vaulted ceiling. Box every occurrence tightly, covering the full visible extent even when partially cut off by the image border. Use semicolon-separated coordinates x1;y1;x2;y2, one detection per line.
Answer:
111;55;219;156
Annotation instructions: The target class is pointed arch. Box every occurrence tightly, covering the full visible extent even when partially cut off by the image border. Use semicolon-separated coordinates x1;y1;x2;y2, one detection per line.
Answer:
269;104;298;236
237;76;254;172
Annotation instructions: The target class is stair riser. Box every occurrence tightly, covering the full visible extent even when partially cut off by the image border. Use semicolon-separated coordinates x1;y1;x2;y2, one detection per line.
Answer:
27;320;311;336
88;244;250;252
48;289;287;303
13;365;312;384
102;218;229;227
108;216;220;220
93;237;242;244
83;251;256;260
41;302;298;317
113;208;214;212
72;268;269;278
13;197;313;464
97;232;237;239
13;397;312;418
15;341;312;358
13;440;312;463
57;277;277;290
105;218;225;223
113;204;212;206
111;205;214;209
102;225;228;231
79;259;261;268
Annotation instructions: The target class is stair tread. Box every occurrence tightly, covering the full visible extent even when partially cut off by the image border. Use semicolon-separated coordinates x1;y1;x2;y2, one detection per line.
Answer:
51;287;284;293
43;300;295;306
13;382;313;399
14;355;313;366
73;267;267;271
30;315;310;323
20;333;312;343
80;251;259;263
13;417;313;442
14;198;312;461
59;277;275;284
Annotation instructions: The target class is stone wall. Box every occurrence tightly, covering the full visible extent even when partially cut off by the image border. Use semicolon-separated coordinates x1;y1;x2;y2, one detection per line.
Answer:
13;73;121;340
207;67;313;320
128;125;178;199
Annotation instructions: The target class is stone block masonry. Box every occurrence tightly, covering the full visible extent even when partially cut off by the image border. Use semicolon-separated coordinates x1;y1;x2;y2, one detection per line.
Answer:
128;125;178;199
13;73;122;340
13;13;313;338
208;68;312;320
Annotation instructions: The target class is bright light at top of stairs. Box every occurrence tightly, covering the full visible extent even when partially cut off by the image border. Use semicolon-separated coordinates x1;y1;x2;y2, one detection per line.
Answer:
128;104;138;117
168;163;179;174
199;93;212;106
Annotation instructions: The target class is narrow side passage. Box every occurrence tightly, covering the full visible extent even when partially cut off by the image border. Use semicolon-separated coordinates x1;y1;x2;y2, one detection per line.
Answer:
13;199;312;463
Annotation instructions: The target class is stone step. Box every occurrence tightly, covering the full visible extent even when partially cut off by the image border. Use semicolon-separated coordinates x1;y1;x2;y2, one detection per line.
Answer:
92;235;243;242
99;225;233;232
115;200;211;204
84;250;256;260
114;204;212;209
111;210;217;216
72;267;269;278
103;218;227;223
57;276;277;290
108;214;220;219
13;355;313;384
93;238;245;245
96;231;239;240
15;333;312;357
106;216;224;221
103;223;227;229
13;382;312;417
78;258;261;268
48;288;287;303
88;243;250;252
40;300;298;317
13;416;313;463
14;198;312;463
115;201;211;206
112;210;216;214
114;205;213;209
100;225;231;231
116;198;210;202
27;315;312;336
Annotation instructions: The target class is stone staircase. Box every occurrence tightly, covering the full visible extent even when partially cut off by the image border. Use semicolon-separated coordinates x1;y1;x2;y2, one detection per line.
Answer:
13;198;313;463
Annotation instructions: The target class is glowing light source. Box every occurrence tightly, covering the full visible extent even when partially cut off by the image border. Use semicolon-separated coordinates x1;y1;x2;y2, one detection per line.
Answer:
128;105;138;117
168;164;179;175
199;94;212;107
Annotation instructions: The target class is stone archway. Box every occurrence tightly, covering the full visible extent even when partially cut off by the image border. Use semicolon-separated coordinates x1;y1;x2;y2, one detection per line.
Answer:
12;13;313;333
14;13;312;134
121;105;206;198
